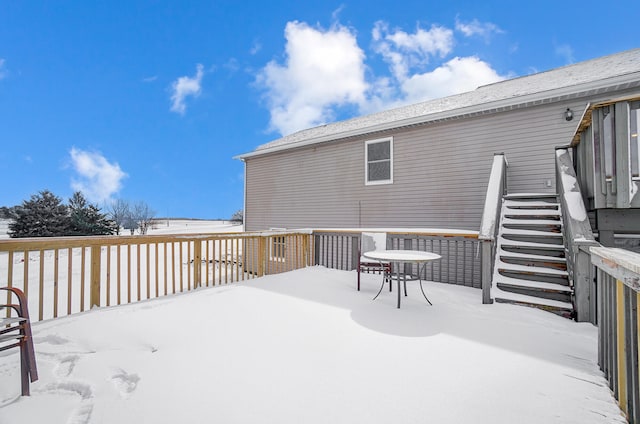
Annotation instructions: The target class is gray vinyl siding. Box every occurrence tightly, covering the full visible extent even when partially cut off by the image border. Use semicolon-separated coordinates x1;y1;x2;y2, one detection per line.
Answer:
245;100;588;231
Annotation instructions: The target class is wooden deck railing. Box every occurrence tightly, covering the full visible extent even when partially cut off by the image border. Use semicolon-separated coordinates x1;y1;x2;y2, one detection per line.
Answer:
591;246;640;423
0;231;314;322
1;228;482;323
313;229;481;288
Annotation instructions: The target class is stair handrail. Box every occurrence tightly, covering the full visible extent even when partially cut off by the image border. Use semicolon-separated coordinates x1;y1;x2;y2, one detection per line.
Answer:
555;148;599;322
479;153;508;304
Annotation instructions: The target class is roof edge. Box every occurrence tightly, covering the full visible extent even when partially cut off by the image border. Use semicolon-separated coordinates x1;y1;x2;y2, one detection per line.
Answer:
235;70;640;161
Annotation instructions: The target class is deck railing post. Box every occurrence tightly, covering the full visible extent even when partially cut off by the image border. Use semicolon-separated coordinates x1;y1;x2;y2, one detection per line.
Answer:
574;245;596;322
90;245;101;308
193;241;202;288
480;240;493;304
351;236;359;271
306;234;313;267
258;236;266;277
314;234;321;267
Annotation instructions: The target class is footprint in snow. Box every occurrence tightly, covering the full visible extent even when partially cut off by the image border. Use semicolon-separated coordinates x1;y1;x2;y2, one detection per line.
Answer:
66;403;94;424
35;334;70;345
110;369;140;397
39;381;93;400
54;355;80;378
36;381;94;424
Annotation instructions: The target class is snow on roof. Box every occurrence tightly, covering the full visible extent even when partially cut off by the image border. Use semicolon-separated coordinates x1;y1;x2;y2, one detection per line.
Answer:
240;49;640;158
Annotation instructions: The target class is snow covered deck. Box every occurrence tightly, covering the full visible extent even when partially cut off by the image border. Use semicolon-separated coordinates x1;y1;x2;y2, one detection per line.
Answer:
0;267;624;423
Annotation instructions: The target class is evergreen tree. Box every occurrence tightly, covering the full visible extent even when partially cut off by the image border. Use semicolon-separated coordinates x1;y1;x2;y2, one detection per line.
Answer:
8;190;69;238
0;206;18;219
68;191;116;236
230;209;243;223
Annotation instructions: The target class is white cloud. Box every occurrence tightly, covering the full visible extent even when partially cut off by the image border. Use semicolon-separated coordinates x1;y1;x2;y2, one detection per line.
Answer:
142;75;158;83
331;5;346;22
400;56;506;103
372;21;454;81
249;40;262;55
224;58;240;73
256;21;368;135
455;18;503;41
170;64;204;115
258;19;506;136
0;59;7;80
69;148;127;204
555;43;575;64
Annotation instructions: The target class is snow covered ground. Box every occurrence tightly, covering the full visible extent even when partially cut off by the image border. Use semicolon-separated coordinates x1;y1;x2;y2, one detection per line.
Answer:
145;218;243;235
0;266;624;423
0;218;243;239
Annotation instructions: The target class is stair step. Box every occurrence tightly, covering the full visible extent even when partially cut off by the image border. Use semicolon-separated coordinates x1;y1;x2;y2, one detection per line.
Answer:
504;202;559;210
504;193;558;200
492;287;573;310
494;275;572;292
499;250;567;262
501;228;563;237
498;269;569;286
501;245;566;258
493;290;574;318
498;237;565;249
495;278;572;302
499;255;567;271
502;217;562;226
503;225;562;234
497;262;569;276
500;234;564;246
504;208;561;217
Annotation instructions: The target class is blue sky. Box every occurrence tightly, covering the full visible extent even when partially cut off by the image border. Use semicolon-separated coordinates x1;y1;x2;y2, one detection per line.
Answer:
1;1;638;219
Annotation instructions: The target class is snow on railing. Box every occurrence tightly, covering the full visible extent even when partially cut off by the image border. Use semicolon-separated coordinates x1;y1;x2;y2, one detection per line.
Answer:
478;153;508;304
590;246;640;422
1;227;485;323
0;231;314;322
313;229;481;288
555;148;599;322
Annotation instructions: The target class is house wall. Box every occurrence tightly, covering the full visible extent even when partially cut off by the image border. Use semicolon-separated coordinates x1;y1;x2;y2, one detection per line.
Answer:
572;94;640;249
245;100;589;231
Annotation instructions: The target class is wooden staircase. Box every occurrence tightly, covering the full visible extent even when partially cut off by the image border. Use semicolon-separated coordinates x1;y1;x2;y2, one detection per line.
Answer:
491;193;574;318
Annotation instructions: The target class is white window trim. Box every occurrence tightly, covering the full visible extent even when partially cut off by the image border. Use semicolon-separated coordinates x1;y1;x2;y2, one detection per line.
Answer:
365;137;394;186
269;229;287;262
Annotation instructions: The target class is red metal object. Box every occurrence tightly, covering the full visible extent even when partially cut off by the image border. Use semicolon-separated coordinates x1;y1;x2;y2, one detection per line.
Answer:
1;287;38;396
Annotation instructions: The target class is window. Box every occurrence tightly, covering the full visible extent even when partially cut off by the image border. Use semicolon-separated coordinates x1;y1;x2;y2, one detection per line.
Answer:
631;101;640;179
270;235;286;262
602;106;616;179
593;106;616;181
365;137;393;185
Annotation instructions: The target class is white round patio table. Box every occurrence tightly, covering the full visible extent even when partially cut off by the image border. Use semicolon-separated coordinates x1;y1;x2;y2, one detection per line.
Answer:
362;250;441;309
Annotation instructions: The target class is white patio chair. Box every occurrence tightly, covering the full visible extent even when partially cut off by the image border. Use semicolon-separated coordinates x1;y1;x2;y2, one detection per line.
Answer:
357;232;391;291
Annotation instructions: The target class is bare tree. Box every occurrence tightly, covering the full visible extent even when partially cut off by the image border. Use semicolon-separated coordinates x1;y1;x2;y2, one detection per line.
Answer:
107;198;130;235
123;214;138;235
133;201;155;235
